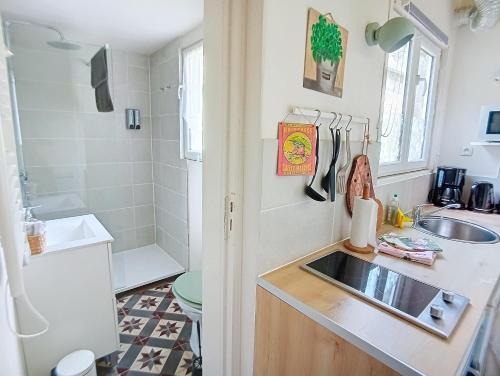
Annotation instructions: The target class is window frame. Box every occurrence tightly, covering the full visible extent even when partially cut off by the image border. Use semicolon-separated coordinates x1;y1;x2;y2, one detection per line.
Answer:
378;32;441;177
180;40;204;162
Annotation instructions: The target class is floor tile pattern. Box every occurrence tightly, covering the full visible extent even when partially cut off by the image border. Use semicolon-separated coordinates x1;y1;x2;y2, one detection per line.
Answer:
109;280;194;376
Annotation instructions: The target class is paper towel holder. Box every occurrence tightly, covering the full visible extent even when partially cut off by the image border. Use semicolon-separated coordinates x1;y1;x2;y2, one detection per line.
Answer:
344;183;375;254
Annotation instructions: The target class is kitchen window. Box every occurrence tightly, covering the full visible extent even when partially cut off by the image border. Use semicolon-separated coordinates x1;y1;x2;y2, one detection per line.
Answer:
180;40;203;161
378;32;441;176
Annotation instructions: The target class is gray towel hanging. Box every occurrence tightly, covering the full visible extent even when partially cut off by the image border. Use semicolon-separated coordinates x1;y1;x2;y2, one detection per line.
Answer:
91;46;114;112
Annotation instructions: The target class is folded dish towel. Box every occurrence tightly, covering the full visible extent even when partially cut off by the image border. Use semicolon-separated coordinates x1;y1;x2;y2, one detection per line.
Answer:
91;46;114;112
378;242;437;266
379;233;443;252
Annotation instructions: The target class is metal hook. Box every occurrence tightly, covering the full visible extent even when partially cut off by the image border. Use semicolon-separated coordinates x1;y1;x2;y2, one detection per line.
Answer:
341;114;353;131
327;112;338;129
362;117;370;155
332;113;343;130
312;109;322;126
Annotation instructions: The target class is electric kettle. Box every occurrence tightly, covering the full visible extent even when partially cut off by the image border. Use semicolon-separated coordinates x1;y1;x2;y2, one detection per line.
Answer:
468;182;495;213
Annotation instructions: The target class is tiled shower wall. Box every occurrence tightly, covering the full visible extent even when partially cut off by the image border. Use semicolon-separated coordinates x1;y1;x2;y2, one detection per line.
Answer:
13;45;155;252
149;26;202;268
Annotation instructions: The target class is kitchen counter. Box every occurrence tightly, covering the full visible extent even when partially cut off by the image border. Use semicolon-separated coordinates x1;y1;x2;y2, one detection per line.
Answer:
257;209;500;375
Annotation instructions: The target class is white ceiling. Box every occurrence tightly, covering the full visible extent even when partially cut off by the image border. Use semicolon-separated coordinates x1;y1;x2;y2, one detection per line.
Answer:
0;0;203;54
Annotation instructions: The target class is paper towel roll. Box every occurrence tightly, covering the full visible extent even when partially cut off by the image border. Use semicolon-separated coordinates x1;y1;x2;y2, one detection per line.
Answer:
350;196;377;248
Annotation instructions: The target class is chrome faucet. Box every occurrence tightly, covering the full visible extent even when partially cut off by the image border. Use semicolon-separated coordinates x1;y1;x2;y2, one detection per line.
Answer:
24;206;40;222
413;203;461;224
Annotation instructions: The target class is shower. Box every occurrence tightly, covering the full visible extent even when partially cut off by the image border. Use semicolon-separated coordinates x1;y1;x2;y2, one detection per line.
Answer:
2;20;85;207
3;19;81;50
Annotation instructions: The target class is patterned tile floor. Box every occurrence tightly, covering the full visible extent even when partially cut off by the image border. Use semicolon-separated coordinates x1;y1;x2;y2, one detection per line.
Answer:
99;279;195;376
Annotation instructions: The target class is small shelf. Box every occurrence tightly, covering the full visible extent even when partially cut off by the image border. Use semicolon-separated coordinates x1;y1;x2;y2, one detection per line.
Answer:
471;141;500;146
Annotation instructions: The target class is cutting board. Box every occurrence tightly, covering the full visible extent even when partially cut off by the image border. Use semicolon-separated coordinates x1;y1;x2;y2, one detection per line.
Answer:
345;154;383;231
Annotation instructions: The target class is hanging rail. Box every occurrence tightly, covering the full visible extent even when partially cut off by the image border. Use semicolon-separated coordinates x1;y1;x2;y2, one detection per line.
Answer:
289;106;373;143
291;106;368;126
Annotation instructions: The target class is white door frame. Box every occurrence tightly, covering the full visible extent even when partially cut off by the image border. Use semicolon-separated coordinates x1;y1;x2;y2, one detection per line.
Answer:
202;0;249;374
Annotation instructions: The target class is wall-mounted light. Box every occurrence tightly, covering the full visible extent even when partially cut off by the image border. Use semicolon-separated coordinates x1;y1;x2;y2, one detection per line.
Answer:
365;17;416;53
494;70;500;82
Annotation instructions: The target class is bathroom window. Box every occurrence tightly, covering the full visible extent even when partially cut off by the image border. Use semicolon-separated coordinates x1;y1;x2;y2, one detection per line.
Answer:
378;32;441;176
180;41;204;161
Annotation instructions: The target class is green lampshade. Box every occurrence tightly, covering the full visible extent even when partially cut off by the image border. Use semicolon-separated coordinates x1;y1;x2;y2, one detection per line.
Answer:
365;17;415;53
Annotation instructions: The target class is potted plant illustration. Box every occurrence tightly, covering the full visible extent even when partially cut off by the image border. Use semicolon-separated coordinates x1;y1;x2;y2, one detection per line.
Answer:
311;15;343;92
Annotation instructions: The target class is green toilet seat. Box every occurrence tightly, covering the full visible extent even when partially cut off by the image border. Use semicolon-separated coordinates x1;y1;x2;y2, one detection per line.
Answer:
172;271;202;311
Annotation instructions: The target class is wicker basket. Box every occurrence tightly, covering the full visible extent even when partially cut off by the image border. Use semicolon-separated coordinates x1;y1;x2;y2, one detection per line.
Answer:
27;233;46;255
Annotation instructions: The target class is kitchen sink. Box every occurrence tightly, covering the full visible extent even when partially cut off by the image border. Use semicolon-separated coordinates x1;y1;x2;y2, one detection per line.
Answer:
414;216;500;244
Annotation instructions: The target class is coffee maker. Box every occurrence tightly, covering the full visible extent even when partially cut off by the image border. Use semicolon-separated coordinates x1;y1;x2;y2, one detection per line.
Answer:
428;166;466;207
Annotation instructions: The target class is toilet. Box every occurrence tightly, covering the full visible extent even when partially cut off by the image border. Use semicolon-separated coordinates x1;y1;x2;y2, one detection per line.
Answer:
55;350;97;376
172;271;202;356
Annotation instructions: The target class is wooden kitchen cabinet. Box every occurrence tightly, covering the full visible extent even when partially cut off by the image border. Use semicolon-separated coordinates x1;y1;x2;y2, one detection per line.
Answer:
254;286;399;376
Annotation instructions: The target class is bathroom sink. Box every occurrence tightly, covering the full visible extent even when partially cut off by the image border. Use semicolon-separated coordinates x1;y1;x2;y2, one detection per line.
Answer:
44;214;113;253
414;216;500;244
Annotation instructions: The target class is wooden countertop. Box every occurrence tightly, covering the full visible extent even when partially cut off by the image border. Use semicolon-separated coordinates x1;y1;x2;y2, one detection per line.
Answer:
257;209;500;376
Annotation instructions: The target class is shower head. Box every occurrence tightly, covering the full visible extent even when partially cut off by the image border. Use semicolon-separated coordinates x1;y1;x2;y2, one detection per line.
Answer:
4;19;81;50
46;39;81;50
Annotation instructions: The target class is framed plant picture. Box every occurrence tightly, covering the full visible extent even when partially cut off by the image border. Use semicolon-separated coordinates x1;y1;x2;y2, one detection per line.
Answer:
303;8;349;97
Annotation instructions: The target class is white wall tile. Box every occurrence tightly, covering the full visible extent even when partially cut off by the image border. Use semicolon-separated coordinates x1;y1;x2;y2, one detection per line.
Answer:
19;110;78;139
78;113;115;139
133;162;153;184
131;139;152;162
127;53;149;69
133;183;154;205
26;166;84;194
82;139;131;164
259;200;335;274
135;205;155;227
87;185;133;211
23;139;82;167
83;163;132;189
127;91;151;117
136;225;156;247
95;207;135;233
128;66;150;92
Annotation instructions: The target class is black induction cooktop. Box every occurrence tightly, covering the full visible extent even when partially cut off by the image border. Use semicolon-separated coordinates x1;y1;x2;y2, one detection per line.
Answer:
301;251;469;338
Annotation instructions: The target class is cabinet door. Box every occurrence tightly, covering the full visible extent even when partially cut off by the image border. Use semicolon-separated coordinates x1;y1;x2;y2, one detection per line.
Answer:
20;244;119;376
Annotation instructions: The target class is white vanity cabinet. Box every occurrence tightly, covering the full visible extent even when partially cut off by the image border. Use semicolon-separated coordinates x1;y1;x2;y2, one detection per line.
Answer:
18;215;119;376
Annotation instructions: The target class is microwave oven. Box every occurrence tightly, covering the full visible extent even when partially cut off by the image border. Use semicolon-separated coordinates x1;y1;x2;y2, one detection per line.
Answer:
479;105;500;142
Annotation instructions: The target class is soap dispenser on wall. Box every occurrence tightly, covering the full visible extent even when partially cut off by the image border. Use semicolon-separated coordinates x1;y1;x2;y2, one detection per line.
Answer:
126;108;141;130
